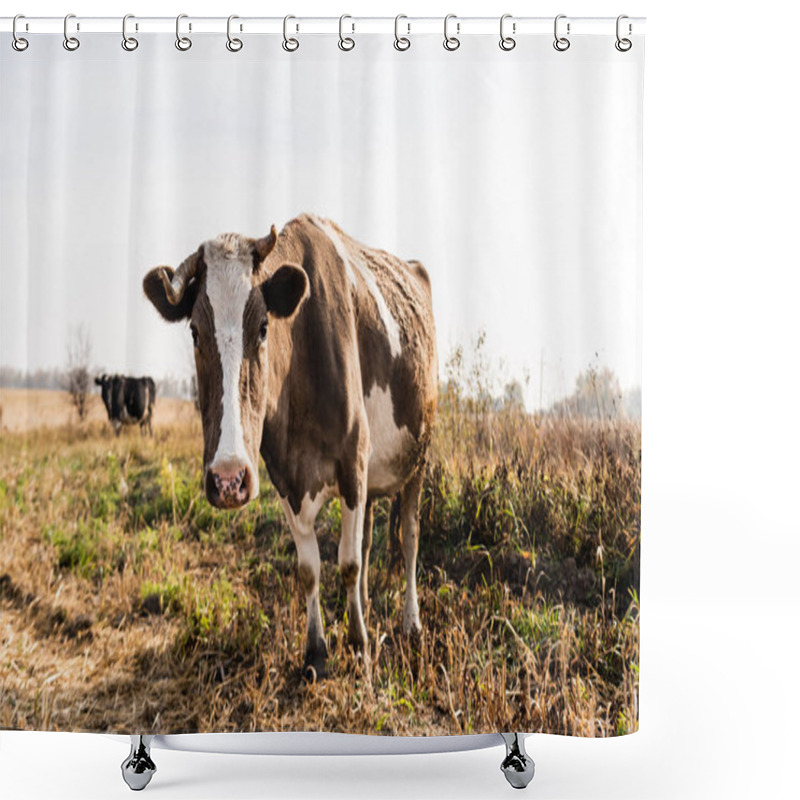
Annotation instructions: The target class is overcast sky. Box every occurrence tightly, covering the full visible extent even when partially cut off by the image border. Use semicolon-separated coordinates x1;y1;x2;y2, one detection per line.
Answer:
0;33;642;408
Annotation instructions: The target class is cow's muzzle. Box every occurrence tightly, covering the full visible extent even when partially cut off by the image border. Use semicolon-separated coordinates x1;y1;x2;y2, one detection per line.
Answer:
205;462;254;509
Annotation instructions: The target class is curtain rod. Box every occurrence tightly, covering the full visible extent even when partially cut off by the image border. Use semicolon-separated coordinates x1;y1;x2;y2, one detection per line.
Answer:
2;16;646;37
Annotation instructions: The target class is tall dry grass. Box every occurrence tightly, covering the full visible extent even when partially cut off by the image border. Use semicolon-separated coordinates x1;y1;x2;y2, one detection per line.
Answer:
0;394;639;737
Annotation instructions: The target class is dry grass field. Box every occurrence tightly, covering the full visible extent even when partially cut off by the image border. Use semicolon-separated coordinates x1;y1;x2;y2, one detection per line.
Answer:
0;388;194;432
0;388;639;737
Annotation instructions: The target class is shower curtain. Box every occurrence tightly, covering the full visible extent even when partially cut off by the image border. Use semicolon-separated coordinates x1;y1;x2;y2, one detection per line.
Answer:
0;21;643;739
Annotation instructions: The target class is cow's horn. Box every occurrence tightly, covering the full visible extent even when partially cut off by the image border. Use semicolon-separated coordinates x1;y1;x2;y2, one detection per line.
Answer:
252;224;278;271
159;250;200;305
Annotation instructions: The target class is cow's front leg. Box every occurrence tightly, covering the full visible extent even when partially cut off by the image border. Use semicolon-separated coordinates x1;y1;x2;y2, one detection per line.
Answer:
339;498;368;653
281;497;327;680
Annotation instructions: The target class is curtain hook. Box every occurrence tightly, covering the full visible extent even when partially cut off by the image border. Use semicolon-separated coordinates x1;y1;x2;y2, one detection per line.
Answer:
63;13;80;51
615;15;632;51
338;14;355;51
122;14;139;51
12;14;29;51
553;14;570;52
499;14;516;51
226;14;243;52
283;15;299;52
394;14;410;51
176;14;192;51
443;14;460;51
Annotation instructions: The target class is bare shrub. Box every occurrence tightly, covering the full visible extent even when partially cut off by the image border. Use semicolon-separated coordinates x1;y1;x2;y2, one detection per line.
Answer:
64;324;92;423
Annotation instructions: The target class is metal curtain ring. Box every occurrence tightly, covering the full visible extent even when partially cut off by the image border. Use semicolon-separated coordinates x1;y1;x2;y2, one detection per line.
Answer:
553;14;570;51
122;14;138;51
499;13;516;51
176;14;192;51
12;14;29;51
226;15;243;52
443;14;460;51
63;13;80;51
339;15;355;51
283;15;299;51
394;15;410;51
615;14;632;51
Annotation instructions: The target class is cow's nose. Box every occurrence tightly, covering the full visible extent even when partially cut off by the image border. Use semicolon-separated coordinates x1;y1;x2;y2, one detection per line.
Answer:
206;463;252;509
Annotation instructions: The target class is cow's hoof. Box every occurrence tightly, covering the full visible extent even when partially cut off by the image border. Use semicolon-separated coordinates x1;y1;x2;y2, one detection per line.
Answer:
500;733;535;790
350;645;371;676
406;623;422;646
402;613;422;641
302;661;327;683
347;627;368;655
303;641;328;683
121;736;156;791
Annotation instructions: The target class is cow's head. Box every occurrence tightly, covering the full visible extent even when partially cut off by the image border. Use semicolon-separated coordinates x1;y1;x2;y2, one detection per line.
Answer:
95;374;127;434
143;227;308;510
95;374;114;415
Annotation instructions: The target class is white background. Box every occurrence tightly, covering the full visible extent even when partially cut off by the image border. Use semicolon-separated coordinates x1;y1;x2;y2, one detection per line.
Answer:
2;1;799;799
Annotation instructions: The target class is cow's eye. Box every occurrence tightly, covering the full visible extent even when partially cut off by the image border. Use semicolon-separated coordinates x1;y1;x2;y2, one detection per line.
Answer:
259;321;268;342
190;324;199;348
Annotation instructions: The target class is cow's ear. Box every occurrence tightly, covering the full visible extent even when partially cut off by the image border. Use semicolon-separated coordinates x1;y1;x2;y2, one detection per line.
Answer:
143;266;198;322
262;264;309;319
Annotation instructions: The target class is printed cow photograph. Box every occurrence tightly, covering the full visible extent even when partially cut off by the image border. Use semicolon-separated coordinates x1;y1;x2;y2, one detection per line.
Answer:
142;216;438;679
0;37;641;740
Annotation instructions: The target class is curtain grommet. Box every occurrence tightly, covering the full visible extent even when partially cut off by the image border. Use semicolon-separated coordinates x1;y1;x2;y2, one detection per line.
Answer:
444;14;460;51
226;15;243;52
176;14;192;51
63;13;80;51
121;14;139;51
338;14;355;51
499;14;516;51
12;15;29;51
283;15;299;52
553;15;571;52
394;15;411;51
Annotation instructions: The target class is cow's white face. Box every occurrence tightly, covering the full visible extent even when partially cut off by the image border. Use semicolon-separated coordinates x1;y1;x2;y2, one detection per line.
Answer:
193;235;270;508
143;229;308;509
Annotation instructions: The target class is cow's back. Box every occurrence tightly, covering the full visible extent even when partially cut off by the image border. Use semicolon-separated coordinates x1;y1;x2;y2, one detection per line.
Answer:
260;215;437;510
320;221;438;495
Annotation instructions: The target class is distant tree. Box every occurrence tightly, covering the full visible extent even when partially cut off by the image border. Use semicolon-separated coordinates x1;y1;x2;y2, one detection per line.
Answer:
503;380;525;411
574;366;622;419
623;386;642;419
547;365;630;420
64;324;92;422
0;366;64;390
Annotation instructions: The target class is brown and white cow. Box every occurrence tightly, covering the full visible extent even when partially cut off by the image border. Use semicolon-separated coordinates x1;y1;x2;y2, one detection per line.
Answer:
143;214;437;677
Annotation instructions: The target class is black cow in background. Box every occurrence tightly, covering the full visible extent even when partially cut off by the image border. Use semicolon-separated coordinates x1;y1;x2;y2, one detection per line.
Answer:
95;374;156;436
